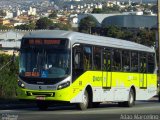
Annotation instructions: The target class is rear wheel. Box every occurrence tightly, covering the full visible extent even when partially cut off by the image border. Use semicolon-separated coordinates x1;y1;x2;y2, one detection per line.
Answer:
126;89;135;107
77;90;89;110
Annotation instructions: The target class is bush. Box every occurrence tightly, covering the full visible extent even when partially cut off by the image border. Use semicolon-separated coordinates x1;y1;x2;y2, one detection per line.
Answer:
0;54;19;99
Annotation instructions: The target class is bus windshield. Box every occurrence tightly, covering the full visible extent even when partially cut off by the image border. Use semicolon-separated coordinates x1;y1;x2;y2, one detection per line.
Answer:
19;48;71;78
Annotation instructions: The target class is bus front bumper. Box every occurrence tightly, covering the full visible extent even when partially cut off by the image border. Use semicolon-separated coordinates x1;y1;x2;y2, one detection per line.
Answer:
16;87;72;102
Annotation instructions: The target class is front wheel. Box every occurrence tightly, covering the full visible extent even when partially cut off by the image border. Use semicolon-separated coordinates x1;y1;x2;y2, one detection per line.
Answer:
124;89;135;107
77;90;89;110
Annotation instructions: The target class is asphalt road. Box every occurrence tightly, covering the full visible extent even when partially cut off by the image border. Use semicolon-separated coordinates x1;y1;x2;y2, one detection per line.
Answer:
0;98;160;120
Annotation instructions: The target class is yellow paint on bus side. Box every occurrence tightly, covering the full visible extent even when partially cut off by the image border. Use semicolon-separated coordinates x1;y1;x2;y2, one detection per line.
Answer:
17;71;157;102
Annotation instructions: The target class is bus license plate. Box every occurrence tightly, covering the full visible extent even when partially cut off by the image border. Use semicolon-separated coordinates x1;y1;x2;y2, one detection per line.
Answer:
36;96;45;100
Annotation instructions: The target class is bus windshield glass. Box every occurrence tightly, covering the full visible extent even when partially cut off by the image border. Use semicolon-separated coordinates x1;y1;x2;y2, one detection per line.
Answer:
19;48;71;78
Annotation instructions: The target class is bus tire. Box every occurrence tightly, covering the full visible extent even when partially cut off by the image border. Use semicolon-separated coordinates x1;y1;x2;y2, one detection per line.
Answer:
124;89;135;107
37;101;49;110
77;90;89;110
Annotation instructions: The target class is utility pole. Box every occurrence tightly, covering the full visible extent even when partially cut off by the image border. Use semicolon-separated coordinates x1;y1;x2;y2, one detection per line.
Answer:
157;0;160;101
158;0;160;77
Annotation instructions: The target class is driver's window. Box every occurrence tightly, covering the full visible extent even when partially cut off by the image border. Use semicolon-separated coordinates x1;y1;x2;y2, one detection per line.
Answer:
72;44;83;81
73;45;83;69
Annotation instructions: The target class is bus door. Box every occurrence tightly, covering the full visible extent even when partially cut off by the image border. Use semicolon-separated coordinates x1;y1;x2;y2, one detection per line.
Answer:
102;49;112;89
139;53;147;89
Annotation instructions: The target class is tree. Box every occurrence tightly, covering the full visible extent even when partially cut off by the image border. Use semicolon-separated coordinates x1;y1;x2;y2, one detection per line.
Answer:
103;25;125;39
137;29;155;47
15;23;35;30
49;11;57;19
102;26;155;47
92;8;103;13
79;16;97;34
0;24;11;30
28;22;36;30
102;5;120;13
36;17;53;29
0;54;18;98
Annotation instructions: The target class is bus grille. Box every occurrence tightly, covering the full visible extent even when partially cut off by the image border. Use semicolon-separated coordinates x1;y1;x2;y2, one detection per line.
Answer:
26;91;55;97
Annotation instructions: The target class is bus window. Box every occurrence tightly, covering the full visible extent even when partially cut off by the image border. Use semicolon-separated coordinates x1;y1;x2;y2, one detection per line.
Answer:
112;49;122;72
148;53;155;73
122;50;130;72
73;47;83;69
72;44;83;80
131;52;138;72
83;46;92;70
103;48;111;71
140;53;147;73
93;47;101;70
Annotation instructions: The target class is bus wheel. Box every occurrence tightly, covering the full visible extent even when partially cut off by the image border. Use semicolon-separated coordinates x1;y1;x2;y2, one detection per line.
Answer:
37;101;49;110
124;89;135;107
77;90;89;110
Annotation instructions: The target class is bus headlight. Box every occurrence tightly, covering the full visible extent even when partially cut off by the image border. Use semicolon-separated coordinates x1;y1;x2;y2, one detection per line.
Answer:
57;81;70;90
18;80;25;88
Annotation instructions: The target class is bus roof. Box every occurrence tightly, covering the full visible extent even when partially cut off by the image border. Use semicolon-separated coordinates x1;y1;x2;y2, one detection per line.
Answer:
23;30;155;53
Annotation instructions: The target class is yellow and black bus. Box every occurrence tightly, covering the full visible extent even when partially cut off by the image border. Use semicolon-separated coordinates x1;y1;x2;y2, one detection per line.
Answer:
17;30;157;110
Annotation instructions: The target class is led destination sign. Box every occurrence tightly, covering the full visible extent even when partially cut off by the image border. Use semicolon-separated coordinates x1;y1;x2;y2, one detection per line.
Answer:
22;39;68;47
29;39;61;45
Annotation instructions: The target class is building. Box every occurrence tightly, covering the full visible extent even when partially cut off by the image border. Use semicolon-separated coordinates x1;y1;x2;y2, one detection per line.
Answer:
5;11;13;19
0;30;28;55
78;13;157;29
97;4;103;9
0;30;25;49
101;15;157;29
0;19;10;25
15;9;22;17
28;7;37;16
78;13;121;27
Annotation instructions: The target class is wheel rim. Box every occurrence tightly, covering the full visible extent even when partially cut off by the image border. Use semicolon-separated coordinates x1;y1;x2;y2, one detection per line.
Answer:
129;92;134;104
82;91;88;106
